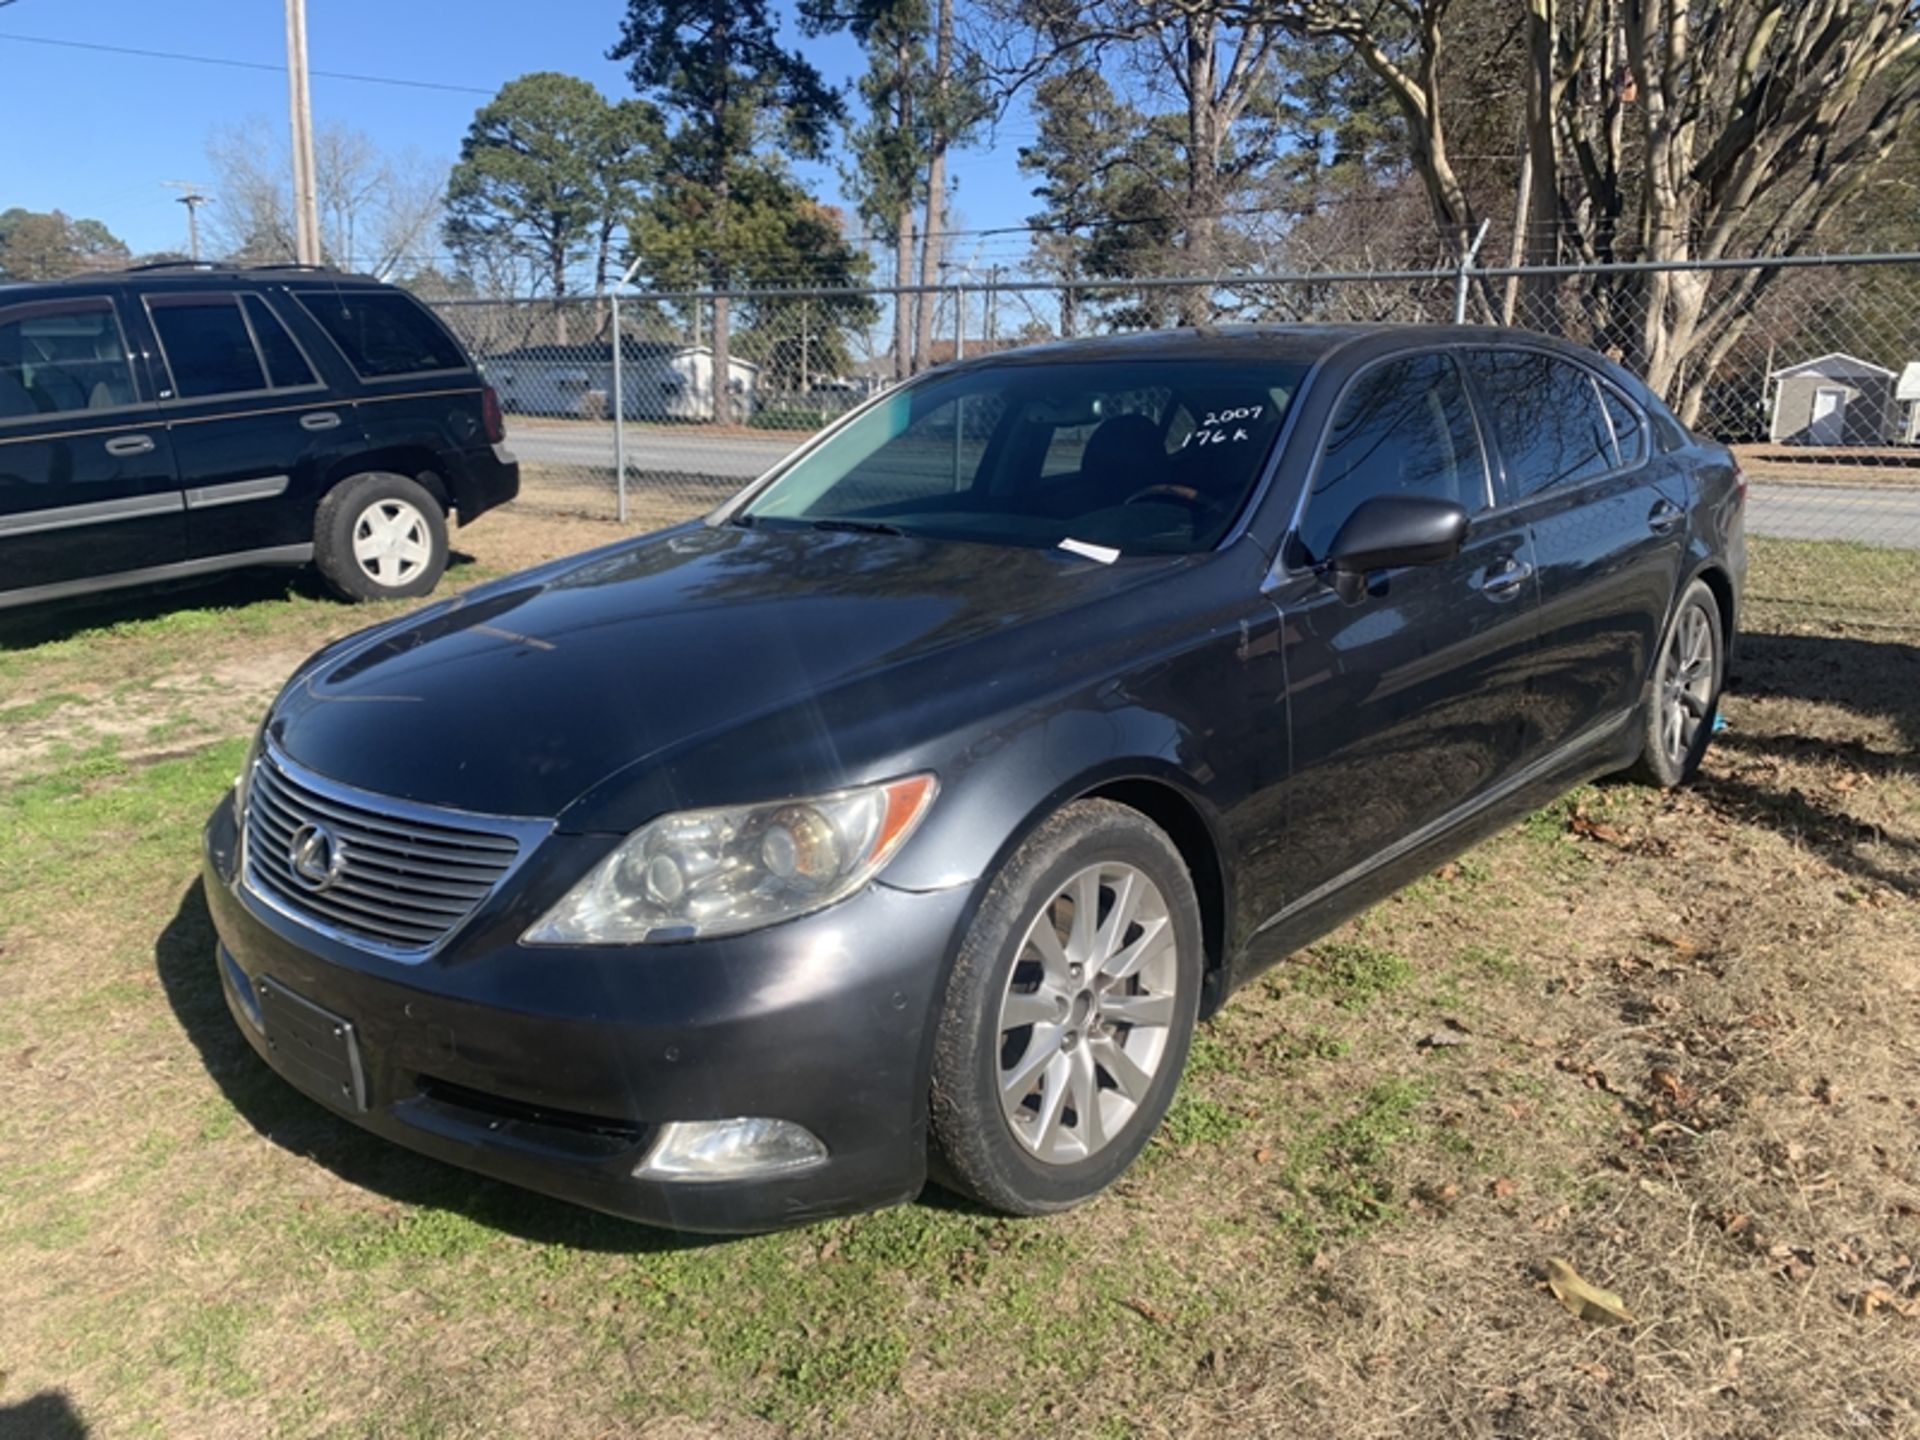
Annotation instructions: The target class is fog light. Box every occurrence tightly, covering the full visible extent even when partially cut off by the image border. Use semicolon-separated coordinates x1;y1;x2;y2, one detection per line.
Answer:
635;1117;827;1182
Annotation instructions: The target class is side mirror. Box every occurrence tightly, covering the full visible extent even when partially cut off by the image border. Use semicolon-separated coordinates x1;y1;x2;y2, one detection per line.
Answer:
1326;495;1470;576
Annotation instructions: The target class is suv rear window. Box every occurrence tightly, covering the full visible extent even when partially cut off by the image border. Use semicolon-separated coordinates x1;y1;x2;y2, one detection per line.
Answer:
296;290;466;378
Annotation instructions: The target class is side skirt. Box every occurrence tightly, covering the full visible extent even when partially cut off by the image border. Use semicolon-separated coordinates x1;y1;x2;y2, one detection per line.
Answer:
0;544;315;612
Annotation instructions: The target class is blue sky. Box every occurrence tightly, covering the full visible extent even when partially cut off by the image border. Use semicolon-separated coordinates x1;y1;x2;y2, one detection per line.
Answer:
0;0;1040;275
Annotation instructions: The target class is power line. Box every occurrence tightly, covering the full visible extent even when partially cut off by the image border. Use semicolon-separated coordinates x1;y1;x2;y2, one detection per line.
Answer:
0;30;497;96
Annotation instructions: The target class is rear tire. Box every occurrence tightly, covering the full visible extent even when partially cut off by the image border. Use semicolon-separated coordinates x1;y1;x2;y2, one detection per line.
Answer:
929;800;1203;1216
314;473;448;602
1625;578;1724;788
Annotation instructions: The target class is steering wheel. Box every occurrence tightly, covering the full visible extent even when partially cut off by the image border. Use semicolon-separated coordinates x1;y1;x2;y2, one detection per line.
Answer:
1124;483;1208;514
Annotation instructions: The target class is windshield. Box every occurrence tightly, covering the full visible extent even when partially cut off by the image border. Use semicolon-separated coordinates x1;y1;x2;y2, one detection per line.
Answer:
740;358;1308;555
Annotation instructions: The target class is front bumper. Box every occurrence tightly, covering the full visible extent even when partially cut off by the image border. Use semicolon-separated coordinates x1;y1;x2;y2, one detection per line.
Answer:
202;792;970;1233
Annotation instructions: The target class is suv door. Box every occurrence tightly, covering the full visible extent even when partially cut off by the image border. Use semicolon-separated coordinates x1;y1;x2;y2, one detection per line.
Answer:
0;292;183;605
1252;350;1538;951
1460;348;1688;764
135;289;366;564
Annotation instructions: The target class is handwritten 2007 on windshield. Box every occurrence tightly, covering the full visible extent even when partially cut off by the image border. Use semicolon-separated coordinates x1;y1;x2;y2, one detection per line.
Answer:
1178;404;1264;448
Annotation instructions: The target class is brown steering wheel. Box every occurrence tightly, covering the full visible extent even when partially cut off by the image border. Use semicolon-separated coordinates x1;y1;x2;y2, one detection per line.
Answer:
1124;483;1207;512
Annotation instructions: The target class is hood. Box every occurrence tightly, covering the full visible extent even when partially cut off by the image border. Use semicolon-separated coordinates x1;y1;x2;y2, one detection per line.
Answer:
267;522;1175;821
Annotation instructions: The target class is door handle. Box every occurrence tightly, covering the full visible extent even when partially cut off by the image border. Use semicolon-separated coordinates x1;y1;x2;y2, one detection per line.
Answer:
1648;499;1684;534
1478;558;1534;600
104;434;155;458
300;411;343;432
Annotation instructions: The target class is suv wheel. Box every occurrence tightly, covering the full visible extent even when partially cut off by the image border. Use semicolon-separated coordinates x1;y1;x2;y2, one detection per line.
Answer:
1625;578;1724;788
929;800;1203;1215
315;473;449;601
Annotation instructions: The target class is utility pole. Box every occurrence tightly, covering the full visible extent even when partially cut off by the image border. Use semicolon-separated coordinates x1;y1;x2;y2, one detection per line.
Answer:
284;0;322;265
164;183;211;261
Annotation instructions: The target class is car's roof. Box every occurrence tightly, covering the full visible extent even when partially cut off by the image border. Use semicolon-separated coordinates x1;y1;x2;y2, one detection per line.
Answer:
950;322;1605;371
0;263;388;296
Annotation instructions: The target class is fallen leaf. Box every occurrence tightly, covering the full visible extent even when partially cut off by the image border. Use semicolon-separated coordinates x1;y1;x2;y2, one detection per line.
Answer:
1647;931;1701;958
1120;1296;1170;1326
1651;1068;1684;1099
1545;1257;1637;1325
1854;1285;1920;1319
1569;814;1631;847
1253;1147;1273;1164
1573;1360;1614;1383
1490;1176;1517;1200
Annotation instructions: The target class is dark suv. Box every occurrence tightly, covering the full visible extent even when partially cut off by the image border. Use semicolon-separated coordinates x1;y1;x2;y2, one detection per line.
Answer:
0;264;517;611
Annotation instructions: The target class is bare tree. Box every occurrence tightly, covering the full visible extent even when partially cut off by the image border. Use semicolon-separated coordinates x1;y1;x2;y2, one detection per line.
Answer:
1283;0;1920;421
206;121;447;279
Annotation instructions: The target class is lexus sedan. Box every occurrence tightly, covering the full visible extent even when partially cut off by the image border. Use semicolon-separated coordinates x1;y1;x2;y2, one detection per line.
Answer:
202;325;1745;1232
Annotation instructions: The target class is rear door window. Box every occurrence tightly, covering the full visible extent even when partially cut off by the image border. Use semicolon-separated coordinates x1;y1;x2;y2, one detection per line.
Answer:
0;299;138;421
1298;352;1487;562
243;295;318;389
296;290;466;378
149;296;270;398
1463;349;1616;498
1599;384;1646;466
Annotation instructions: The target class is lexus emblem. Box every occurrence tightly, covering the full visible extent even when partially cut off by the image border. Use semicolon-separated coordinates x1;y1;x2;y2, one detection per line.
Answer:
287;822;347;892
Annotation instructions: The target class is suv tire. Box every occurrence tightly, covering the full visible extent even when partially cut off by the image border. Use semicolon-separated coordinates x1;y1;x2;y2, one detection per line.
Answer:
315;473;449;602
929;800;1203;1215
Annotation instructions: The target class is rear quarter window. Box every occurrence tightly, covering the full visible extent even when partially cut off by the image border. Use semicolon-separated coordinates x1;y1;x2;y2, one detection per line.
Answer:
296;290;467;378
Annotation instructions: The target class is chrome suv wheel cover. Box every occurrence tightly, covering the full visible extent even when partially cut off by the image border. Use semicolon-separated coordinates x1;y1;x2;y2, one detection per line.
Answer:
995;862;1180;1165
353;498;431;586
1661;601;1716;766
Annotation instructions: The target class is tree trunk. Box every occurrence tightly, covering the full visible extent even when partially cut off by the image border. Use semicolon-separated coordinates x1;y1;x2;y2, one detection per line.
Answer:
1521;0;1562;323
1180;20;1221;327
553;249;570;346
894;211;915;381
915;0;953;371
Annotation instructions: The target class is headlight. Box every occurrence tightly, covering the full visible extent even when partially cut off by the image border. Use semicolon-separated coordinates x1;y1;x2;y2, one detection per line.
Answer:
524;774;937;945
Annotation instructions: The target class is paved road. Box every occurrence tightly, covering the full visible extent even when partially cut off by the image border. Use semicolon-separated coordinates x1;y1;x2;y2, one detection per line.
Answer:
508;419;798;482
507;420;1920;548
1743;481;1920;549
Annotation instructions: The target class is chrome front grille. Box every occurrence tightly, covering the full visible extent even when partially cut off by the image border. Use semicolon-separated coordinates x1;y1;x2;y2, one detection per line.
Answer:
242;748;537;955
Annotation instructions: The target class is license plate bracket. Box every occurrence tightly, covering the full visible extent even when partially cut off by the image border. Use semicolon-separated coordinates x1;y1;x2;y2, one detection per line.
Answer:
257;977;368;1113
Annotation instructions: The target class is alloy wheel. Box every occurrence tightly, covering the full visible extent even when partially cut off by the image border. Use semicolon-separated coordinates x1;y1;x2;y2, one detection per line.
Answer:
1660;601;1716;766
995;862;1181;1165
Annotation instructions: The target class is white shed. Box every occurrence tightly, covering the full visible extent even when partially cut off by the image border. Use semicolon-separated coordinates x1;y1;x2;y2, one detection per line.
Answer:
1896;362;1920;444
1767;352;1898;446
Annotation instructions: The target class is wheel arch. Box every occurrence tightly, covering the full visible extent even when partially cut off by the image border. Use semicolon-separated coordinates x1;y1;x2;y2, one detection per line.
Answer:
1689;560;1737;659
326;450;451;515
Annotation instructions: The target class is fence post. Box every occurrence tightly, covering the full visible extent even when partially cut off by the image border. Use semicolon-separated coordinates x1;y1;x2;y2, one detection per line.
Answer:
1454;219;1491;325
611;291;628;524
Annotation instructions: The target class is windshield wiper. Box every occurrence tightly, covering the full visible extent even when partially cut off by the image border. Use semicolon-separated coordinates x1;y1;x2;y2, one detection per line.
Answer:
804;517;908;537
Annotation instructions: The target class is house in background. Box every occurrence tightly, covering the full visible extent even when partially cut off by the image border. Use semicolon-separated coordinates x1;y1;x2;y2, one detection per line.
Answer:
484;340;760;422
1897;363;1920;444
1768;352;1899;446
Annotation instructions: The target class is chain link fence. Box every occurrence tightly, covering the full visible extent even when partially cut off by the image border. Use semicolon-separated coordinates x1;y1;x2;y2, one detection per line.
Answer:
433;253;1920;636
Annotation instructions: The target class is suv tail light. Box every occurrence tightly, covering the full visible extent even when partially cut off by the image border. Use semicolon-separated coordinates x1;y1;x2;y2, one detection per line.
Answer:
481;384;506;445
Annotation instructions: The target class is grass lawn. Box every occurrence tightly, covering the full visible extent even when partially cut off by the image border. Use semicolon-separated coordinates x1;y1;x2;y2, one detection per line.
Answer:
2;513;1916;1438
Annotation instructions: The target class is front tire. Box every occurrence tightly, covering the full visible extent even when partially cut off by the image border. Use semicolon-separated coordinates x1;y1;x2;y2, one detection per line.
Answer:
929;800;1203;1216
1625;578;1724;788
314;473;448;602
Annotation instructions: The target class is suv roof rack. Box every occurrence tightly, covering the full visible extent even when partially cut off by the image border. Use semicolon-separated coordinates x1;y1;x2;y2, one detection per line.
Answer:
87;260;373;283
